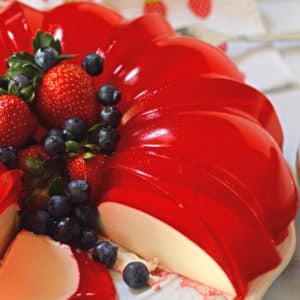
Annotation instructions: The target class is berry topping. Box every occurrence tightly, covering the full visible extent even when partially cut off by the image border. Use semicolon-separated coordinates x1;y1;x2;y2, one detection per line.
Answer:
100;106;122;128
67;154;105;203
11;74;31;90
48;128;64;139
68;179;89;203
21;210;50;235
44;135;65;157
80;228;98;250
34;47;59;71
51;216;81;244
18;145;49;172
0;30;124;262
63;117;87;142
97;84;121;106
36;63;98;128
74;204;100;229
98;127;120;153
0;95;36;148
122;262;150;289
48;195;72;219
0;147;18;169
82;53;104;76
92;241;118;268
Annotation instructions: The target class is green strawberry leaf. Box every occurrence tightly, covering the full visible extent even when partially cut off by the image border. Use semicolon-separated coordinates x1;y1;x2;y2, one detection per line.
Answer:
67;152;79;158
25;157;44;176
83;152;96;160
59;54;76;61
20;86;35;104
7;66;37;80
83;144;100;152
0;88;7;95
65;140;83;154
7;52;41;72
88;123;103;133
7;81;20;97
20;85;33;97
32;30;62;54
27;90;36;104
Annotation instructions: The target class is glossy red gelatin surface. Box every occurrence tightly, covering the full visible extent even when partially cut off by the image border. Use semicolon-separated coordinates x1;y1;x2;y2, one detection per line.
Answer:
0;2;298;298
0;164;22;214
70;249;116;300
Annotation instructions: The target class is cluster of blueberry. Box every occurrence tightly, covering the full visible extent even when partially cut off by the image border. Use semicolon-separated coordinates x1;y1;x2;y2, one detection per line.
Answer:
21;179;100;250
21;178;150;289
84;53;122;154
93;240;150;290
44;117;88;157
42;53;122;156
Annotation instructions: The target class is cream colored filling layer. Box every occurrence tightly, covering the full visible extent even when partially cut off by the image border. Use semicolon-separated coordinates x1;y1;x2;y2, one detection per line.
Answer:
99;202;296;300
99;202;236;296
0;231;80;300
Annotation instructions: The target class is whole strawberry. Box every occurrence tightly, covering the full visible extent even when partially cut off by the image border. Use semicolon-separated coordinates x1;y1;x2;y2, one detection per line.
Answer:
36;63;98;128
144;0;167;17
188;0;212;19
67;154;105;204
18;145;50;173
0;95;36;148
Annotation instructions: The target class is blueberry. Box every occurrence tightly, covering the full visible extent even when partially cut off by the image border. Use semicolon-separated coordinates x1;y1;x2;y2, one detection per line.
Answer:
68;180;89;203
64;118;86;142
0;77;8;90
100;106;122;128
0;147;18;169
123;262;149;289
62;129;75;141
51;217;81;244
44;135;65;156
92;241;118;268
74;204;99;229
82;53;103;76
48;195;72;219
98;127;120;153
48;128;63;139
80;228;98;250
34;47;59;71
97;84;121;106
11;74;31;90
21;210;50;235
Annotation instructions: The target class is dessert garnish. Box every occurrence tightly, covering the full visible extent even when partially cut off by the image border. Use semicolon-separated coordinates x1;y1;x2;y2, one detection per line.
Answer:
0;29;150;293
123;261;150;289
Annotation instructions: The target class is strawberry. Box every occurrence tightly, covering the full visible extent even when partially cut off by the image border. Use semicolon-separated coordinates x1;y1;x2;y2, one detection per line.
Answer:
32;123;49;145
35;63;98;128
0;95;36;148
144;0;167;17
188;0;212;19
67;154;106;204
18;145;50;172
